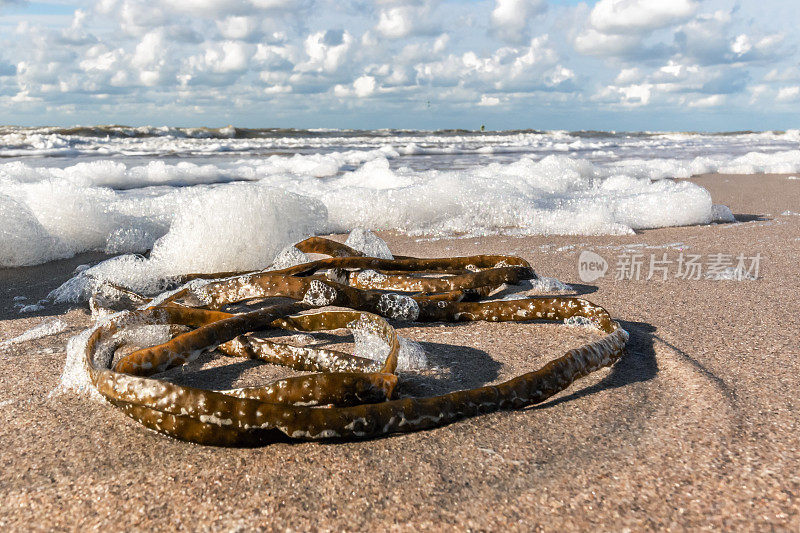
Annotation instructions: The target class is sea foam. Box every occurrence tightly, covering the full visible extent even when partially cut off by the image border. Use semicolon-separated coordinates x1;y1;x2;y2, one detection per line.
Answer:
3;150;723;280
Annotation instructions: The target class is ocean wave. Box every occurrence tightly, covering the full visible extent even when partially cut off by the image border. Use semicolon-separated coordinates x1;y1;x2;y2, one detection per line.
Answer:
1;127;798;160
0;151;731;272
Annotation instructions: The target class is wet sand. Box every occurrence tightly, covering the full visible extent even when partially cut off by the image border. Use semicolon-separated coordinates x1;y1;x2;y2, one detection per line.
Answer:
0;173;798;530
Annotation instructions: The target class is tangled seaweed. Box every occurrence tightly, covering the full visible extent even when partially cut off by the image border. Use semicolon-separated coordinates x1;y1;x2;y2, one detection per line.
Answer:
77;236;628;446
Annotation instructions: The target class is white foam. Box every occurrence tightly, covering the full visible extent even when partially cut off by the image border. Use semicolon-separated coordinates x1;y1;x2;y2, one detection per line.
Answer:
564;315;598;329
49;185;326;300
0;318;68;347
0;193;68;266
18;303;46;314
376;293;420;321
396;336;429;371
302;279;338;307
529;276;573;293
711;204;735;223
344;228;393;259
270;246;310;270
4;130;790;273
52;311;166;400
351;328;428;371
500;277;572;300
52;327;102;399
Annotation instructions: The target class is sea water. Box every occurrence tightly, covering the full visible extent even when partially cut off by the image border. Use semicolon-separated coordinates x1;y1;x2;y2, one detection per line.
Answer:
2;127;798;292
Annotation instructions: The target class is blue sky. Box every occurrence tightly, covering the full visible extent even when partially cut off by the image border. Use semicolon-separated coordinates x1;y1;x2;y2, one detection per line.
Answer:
1;0;798;131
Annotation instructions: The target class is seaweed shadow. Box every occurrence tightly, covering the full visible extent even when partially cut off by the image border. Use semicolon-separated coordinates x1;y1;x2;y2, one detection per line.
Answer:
733;214;767;222
534;319;658;409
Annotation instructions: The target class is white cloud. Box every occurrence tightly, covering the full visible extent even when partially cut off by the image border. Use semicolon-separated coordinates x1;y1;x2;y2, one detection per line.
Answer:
298;30;353;74
688;94;725;107
608;83;651;106
731;34;751;56
415;37;567;93
217;16;261;40
765;67;800;82
572;0;701;60
376;6;414;39
353;75;376;97
490;0;546;44
374;1;439;40
573;28;641;57
589;0;697;35
777;86;800;102
432;33;449;54
614;67;642;85
1;0;798;125
200;41;251;73
131;32;165;69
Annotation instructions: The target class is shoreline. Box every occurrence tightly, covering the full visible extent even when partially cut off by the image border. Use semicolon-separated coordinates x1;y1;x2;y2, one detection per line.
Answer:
0;173;798;529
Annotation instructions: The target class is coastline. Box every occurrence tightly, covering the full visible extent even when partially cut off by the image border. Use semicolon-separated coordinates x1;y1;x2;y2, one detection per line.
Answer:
0;173;798;530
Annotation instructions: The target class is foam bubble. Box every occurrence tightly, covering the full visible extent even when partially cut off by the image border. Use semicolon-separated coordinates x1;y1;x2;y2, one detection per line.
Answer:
52;328;103;400
351;326;428;371
270;245;310;270
0;193;67;267
344;228;394;259
376;293;420;321
397;336;429;371
711;204;735;223
302;280;338;307
564;315;599;329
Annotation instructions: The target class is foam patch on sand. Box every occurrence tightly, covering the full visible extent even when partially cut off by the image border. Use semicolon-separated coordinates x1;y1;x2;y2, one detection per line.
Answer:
52;327;103;399
345;228;393;259
711;204;735;223
500;277;573;300
0;318;68;348
49;185;326;300
351;325;428;372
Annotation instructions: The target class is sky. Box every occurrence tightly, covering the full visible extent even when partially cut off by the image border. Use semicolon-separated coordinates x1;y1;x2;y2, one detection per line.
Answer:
0;0;798;131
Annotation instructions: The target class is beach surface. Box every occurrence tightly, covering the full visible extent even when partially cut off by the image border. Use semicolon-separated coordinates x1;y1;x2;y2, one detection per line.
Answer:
0;173;798;530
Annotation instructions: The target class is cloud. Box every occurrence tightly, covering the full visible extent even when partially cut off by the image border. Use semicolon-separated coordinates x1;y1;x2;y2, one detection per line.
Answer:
0;0;798;126
571;0;696;60
353;75;376;97
490;0;546;44
589;0;697;35
687;94;725;107
477;94;501;106
573;29;642;57
765;66;800;82
376;6;415;39
217;16;262;41
0;0;26;11
776;86;800;102
374;1;439;39
415;36;570;94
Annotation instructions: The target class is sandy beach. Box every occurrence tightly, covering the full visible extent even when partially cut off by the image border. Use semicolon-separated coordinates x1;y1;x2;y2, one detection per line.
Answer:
0;173;798;531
